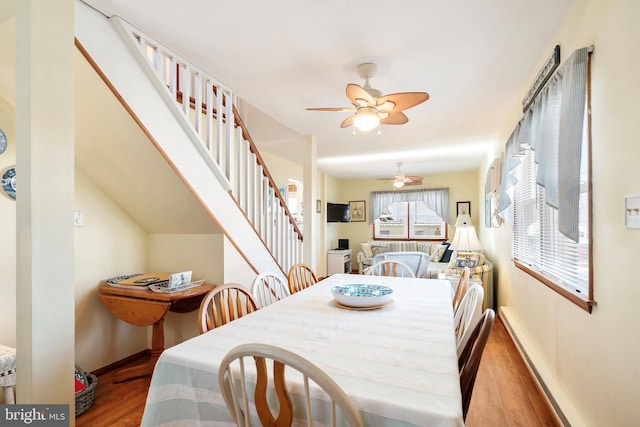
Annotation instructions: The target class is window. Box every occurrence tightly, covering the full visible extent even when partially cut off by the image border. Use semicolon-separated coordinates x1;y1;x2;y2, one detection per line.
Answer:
370;188;451;240
500;47;593;312
511;147;590;305
374;201;447;240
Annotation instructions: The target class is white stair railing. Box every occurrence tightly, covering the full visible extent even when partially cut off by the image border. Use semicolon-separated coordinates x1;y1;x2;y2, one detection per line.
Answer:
111;17;302;274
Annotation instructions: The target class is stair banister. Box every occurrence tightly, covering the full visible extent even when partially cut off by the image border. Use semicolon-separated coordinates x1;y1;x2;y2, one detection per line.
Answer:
110;16;302;273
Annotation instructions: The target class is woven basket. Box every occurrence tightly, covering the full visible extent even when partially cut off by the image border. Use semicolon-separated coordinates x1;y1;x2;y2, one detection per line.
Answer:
75;365;97;417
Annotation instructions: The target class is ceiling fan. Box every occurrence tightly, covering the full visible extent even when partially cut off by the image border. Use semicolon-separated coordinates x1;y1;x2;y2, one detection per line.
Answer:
377;163;423;188
306;63;429;132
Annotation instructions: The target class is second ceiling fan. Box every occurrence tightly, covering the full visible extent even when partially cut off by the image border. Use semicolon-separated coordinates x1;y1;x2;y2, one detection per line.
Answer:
378;163;423;188
306;63;430;132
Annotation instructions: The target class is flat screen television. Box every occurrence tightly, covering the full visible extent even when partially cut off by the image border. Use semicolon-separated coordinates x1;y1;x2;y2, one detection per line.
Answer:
326;202;350;223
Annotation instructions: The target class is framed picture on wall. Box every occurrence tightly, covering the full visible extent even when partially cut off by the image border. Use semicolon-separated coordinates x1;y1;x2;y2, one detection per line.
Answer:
349;200;366;222
456;201;470;217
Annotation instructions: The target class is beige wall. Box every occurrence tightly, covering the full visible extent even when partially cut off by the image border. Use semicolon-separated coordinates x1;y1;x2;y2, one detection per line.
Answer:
331;170;480;271
74;170;149;371
483;1;640;425
74;173;228;372
148;233;226;348
0;164;229;386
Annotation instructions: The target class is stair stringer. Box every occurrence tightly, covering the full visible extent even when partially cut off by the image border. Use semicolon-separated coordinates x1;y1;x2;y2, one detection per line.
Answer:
75;0;283;276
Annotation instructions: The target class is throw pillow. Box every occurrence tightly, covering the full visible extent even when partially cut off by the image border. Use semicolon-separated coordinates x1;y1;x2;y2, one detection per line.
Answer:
430;244;447;262
361;242;373;258
440;241;454;263
371;244;387;256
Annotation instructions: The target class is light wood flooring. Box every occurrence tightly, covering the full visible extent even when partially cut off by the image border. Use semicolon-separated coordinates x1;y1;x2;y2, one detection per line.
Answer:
76;314;559;427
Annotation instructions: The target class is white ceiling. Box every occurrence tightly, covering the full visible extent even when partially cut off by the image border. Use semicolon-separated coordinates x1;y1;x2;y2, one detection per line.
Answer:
89;1;572;179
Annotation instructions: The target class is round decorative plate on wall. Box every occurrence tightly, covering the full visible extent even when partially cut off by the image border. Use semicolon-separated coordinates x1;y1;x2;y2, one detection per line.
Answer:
1;166;16;200
0;129;7;156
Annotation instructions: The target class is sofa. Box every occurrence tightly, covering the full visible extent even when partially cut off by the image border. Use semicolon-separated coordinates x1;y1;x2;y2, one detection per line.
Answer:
357;240;494;309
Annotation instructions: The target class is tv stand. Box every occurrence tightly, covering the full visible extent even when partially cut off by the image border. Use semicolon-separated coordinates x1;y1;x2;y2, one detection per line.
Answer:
327;249;352;275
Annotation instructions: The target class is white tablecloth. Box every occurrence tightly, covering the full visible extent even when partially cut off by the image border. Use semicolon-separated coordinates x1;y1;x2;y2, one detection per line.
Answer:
141;274;464;427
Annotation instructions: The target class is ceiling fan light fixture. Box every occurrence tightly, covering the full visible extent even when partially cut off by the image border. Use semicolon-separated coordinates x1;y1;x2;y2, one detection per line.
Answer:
353;106;380;131
393;179;405;188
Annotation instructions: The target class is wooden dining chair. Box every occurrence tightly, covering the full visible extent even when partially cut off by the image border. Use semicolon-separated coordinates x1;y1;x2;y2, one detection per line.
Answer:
458;308;495;420
287;263;318;294
218;343;364;427
452;267;471;312
453;283;484;357
250;272;290;308
197;283;259;334
364;260;416;278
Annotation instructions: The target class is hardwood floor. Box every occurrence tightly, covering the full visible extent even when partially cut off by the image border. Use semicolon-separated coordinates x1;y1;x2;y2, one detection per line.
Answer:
76;314;559;427
465;315;559;427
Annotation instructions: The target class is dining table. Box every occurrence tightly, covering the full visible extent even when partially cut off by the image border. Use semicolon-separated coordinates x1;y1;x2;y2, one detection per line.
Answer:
141;273;464;427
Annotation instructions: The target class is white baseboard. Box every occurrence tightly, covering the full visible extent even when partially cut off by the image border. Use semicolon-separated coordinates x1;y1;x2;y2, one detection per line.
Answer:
498;307;569;427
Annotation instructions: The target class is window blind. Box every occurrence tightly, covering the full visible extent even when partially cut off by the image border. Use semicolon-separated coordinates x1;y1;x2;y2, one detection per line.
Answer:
512;148;590;298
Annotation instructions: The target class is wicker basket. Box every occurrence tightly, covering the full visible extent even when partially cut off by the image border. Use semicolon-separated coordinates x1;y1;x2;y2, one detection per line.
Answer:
75;365;97;417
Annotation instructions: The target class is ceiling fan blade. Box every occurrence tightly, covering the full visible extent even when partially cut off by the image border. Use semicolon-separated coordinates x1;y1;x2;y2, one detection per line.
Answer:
376;100;396;112
404;175;423;182
380;111;409;125
306;107;354;112
340;115;355;128
377;92;429;111
346;83;375;107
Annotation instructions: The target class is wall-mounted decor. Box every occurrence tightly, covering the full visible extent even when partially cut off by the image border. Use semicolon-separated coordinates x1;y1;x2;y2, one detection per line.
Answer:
1;165;16;200
349;200;366;222
0;128;6;156
456;201;470;217
485;157;503;228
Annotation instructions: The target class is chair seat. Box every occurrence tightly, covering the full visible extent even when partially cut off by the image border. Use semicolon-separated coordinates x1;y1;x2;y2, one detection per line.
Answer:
0;345;16;404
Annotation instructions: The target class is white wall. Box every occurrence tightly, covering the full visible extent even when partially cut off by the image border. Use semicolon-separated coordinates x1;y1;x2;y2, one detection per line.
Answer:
484;1;640;425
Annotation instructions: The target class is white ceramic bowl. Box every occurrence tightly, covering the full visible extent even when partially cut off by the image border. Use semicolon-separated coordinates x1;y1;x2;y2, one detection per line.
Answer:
331;284;393;308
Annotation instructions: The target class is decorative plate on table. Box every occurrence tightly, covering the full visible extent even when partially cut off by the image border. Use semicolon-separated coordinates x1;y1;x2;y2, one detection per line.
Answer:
0;129;7;155
1;166;16;200
331;284;394;308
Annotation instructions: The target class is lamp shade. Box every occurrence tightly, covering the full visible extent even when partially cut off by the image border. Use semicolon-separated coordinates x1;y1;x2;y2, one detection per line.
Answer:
353;106;380;131
449;214;484;251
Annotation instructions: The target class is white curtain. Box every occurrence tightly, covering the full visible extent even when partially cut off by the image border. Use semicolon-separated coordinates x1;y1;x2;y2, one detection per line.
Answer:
498;47;589;242
370;188;451;225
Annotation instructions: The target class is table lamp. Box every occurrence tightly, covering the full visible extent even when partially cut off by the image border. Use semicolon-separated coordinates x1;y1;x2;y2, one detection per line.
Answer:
449;214;484;252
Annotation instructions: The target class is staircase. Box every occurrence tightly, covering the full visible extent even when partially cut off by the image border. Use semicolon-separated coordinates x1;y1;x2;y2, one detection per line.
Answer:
75;5;302;276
